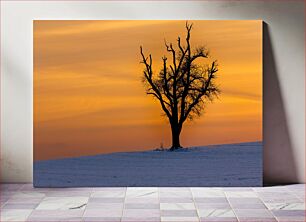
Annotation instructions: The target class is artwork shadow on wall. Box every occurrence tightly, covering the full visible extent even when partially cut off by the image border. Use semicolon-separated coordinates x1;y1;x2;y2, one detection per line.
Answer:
33;20;263;187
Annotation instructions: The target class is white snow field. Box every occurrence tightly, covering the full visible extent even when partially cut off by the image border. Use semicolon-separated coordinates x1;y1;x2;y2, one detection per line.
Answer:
34;141;262;187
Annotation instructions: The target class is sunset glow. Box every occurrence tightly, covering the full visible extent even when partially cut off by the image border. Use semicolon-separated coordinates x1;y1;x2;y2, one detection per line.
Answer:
34;20;262;161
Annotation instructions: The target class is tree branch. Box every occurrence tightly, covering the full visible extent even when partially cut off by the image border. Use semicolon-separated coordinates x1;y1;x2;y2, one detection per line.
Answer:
180;61;218;123
140;46;172;119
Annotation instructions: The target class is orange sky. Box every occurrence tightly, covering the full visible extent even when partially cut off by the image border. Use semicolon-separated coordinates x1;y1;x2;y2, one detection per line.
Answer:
34;20;262;161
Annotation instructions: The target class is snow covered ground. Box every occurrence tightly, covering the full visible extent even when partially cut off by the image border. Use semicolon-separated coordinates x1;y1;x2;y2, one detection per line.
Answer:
34;141;262;187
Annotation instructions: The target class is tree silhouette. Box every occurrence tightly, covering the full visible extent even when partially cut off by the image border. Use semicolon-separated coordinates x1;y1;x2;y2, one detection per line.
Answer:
140;22;220;151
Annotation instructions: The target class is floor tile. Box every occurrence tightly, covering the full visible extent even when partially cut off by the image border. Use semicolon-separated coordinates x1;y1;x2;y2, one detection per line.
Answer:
160;203;196;210
159;187;191;192
161;209;198;217
257;192;301;203
36;196;88;210
227;197;262;204
286;184;305;190
43;187;92;191
1;183;305;222
91;189;125;198
1;184;24;191
89;197;124;203
161;216;199;222
230;202;266;209
45;191;91;197
160;197;194;203
191;188;225;197
262;198;302;204
122;209;160;217
126;187;158;198
225;191;258;198
196;203;231;209
253;186;290;193
1;196;10;206
271;209;305;217
83;208;123;217
276;218;306;222
122;217;161;221
223;188;253;192
265;202;305;210
91;187;126;192
86;202;123;209
125;203;159;209
198;209;235;217
160;190;192;198
290;191;305;202
125;197;159;203
29;209;84;218
234;209;274;218
27;216;83;221
2;203;39;209
0;209;32;221
6;197;44;204
200;217;238;222
20;184;40;191
83;217;121;222
194;197;228;203
11;191;45;199
237;218;277;222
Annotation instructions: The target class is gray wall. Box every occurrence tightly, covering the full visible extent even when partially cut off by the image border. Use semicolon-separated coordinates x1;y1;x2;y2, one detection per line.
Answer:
1;1;305;184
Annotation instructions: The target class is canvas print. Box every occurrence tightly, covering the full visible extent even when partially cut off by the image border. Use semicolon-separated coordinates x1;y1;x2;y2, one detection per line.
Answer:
34;20;262;187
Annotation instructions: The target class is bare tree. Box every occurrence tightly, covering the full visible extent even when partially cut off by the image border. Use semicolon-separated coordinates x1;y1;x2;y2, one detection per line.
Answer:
140;22;220;151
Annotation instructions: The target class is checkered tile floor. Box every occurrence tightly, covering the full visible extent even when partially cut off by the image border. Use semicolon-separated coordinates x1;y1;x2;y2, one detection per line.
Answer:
1;184;304;222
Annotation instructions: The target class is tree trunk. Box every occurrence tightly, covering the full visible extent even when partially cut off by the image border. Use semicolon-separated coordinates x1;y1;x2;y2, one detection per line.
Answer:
170;124;182;151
